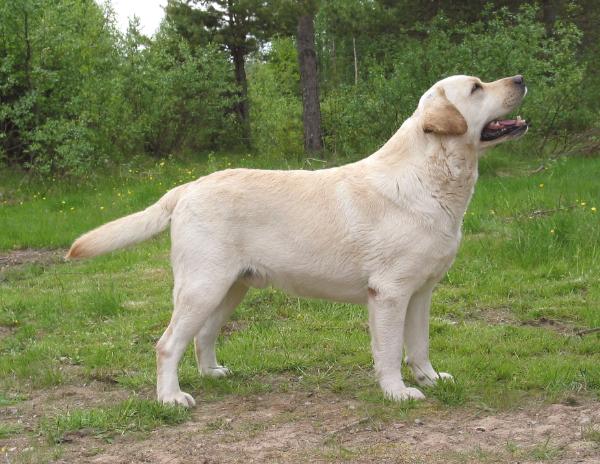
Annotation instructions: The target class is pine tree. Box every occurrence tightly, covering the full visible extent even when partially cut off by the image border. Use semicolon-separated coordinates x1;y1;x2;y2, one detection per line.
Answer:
166;0;280;147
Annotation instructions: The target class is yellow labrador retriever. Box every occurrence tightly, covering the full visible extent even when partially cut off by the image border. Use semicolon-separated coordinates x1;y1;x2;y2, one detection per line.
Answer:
67;75;528;407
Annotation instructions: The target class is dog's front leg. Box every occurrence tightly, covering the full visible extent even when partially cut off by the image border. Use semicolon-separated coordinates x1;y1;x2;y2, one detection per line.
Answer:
368;286;425;401
404;284;453;386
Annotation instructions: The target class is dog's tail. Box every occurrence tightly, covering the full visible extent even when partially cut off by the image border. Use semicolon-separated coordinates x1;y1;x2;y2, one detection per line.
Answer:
65;183;190;260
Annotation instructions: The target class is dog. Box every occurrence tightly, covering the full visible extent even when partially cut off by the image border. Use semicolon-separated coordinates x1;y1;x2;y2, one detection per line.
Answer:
67;75;528;407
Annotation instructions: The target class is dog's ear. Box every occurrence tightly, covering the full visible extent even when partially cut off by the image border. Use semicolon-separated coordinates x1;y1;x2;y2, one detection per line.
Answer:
422;89;468;136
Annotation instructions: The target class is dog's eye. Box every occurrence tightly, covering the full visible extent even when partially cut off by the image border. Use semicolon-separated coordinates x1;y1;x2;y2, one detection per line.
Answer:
471;83;482;94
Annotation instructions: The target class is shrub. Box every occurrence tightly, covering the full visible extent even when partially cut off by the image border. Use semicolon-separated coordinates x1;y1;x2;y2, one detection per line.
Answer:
321;5;586;157
120;23;239;157
0;2;238;175
249;38;304;160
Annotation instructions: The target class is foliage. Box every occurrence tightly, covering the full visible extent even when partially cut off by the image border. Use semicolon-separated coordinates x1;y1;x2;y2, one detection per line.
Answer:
249;37;303;159
420;6;587;151
0;0;122;174
165;0;293;144
0;1;599;174
0;1;238;175
119;21;238;157
319;5;588;157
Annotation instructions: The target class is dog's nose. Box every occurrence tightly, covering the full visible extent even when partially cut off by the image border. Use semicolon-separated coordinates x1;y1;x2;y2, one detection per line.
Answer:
513;75;525;86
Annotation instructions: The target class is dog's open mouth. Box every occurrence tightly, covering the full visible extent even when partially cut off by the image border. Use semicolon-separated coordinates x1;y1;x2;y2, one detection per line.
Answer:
481;116;528;141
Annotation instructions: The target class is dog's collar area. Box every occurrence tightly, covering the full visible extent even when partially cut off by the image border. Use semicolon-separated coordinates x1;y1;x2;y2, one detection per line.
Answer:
481;116;528;141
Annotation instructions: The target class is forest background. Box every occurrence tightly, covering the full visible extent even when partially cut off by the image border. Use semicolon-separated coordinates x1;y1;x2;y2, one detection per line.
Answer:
1;0;599;176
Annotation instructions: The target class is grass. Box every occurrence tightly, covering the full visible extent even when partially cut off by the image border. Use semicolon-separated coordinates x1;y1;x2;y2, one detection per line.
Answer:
40;398;190;443
582;423;600;444
1;147;599;458
530;438;563;461
0;423;23;439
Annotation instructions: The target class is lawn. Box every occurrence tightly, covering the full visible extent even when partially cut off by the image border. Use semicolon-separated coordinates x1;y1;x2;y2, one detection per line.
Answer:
0;149;599;463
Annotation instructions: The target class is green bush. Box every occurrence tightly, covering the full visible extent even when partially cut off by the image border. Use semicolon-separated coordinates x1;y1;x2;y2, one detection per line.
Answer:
0;1;238;175
118;23;239;158
0;0;123;173
28;119;97;175
0;1;596;174
321;5;586;157
249;38;304;159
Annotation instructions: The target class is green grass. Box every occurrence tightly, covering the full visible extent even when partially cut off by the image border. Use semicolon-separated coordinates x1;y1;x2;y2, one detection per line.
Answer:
0;392;26;406
1;148;599;447
40;398;190;444
529;438;562;461
0;423;23;439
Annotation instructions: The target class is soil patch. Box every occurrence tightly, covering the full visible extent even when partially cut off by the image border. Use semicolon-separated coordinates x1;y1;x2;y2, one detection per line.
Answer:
475;308;581;336
0;382;134;463
521;316;576;335
4;391;593;464
222;320;249;337
475;306;518;326
0;248;67;270
0;325;15;340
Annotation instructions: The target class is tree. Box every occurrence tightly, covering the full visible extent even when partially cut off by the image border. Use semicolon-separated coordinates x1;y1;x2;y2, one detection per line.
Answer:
166;0;280;147
296;11;322;153
122;21;238;156
270;0;323;153
0;0;122;172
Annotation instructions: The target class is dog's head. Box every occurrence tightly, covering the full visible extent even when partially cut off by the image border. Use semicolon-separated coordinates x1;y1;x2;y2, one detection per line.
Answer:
417;75;528;147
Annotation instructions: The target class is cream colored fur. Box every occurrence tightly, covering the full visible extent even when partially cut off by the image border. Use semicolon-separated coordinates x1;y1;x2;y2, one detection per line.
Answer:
67;75;527;407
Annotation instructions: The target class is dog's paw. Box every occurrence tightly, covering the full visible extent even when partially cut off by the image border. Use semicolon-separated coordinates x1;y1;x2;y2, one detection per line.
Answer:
159;390;196;408
384;386;425;402
414;371;454;387
201;365;231;378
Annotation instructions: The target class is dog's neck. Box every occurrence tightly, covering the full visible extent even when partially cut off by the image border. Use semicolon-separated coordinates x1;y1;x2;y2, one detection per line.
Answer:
421;137;479;223
367;118;480;229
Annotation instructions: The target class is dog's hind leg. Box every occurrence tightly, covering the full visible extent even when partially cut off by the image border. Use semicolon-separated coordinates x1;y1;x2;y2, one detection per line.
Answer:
193;281;248;378
155;275;235;407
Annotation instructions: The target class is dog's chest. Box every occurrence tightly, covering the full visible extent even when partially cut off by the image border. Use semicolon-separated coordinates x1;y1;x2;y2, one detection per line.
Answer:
371;218;462;283
426;229;462;278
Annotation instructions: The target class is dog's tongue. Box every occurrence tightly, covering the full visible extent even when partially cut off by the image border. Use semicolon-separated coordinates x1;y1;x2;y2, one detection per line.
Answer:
485;118;527;130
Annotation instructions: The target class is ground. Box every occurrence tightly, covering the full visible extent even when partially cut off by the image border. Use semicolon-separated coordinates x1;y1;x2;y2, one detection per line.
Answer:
84;396;599;464
2;378;599;463
1;152;599;463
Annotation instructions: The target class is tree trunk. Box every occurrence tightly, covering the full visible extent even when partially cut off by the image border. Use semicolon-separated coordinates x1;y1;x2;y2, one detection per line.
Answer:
542;0;558;32
332;37;337;84
297;13;323;153
232;46;251;147
353;36;358;85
